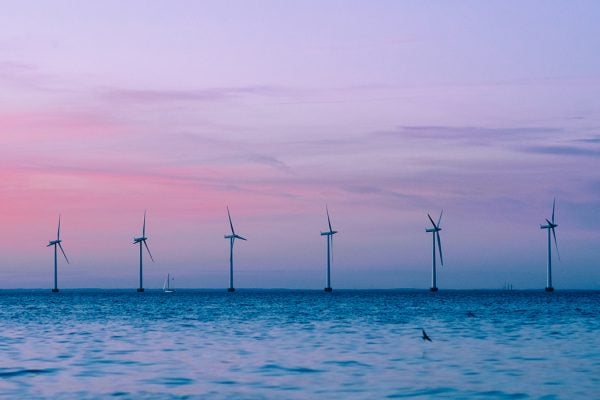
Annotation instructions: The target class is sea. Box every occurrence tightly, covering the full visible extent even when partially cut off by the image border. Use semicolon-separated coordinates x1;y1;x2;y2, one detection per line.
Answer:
0;289;597;399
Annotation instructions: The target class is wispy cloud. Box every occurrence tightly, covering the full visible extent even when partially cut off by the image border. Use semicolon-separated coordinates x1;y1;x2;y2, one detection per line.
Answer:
0;109;123;141
101;85;287;104
0;60;45;89
0;60;73;94
340;184;431;208
241;154;291;172
0;61;35;75
374;125;562;145
521;145;600;158
156;132;293;173
575;136;600;144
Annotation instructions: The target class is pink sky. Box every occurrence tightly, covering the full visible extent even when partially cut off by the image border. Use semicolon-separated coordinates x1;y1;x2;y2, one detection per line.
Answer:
0;1;599;289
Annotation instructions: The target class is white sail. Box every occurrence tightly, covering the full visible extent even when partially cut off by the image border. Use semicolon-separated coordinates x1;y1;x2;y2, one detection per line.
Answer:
163;273;175;293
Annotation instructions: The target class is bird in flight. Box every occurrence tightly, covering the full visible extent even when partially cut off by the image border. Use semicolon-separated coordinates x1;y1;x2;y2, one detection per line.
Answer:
421;329;432;342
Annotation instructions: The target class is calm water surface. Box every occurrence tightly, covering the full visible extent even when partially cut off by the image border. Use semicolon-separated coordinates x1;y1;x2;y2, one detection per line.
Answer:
0;290;598;399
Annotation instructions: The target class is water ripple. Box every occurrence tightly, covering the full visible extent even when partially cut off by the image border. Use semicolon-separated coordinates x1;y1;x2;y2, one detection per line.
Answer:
0;367;59;378
0;289;597;398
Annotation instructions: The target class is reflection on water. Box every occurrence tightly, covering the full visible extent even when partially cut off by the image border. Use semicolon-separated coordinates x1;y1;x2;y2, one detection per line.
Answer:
0;290;597;398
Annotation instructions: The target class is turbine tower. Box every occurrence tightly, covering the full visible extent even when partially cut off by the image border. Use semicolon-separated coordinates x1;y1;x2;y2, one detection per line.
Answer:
425;211;444;292
133;211;154;292
224;207;246;292
47;215;69;292
320;206;337;292
540;199;560;292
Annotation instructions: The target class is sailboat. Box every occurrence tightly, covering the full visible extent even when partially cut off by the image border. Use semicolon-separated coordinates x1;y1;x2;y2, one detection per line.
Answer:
163;274;175;293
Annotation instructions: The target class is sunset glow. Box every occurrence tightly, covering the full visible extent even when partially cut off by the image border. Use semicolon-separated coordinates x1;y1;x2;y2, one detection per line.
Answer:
1;1;599;289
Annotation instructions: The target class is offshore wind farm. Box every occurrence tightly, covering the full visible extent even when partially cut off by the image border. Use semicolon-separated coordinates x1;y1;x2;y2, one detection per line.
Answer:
39;200;569;292
33;198;581;294
1;1;599;399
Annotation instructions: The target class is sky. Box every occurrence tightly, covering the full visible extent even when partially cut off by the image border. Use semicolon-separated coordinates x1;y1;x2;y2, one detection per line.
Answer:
0;0;599;289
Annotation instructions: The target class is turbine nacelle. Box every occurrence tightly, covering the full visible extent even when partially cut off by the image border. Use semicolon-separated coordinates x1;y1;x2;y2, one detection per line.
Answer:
225;234;247;241
48;239;61;247
133;236;147;243
425;228;440;233
540;219;557;230
320;230;337;236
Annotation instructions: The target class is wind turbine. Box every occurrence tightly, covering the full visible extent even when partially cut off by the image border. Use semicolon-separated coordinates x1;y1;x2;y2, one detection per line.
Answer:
133;211;154;292
47;215;69;292
425;211;444;292
224;207;246;292
320;206;337;292
540;199;560;292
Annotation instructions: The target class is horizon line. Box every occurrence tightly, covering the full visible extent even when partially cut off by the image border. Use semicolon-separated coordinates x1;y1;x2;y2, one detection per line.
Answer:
0;287;597;291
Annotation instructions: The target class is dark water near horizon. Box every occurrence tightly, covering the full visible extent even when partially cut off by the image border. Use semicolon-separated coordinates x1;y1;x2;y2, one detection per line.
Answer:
0;290;598;399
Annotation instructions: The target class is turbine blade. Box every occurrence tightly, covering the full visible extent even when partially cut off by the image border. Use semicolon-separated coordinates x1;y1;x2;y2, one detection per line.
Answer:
326;205;333;232
235;235;247;241
143;210;147;237
57;215;61;240
427;213;437;229
436;231;444;266
58;243;69;264
227;206;235;235
437;210;443;227
143;240;155;262
552;198;556;224
551;227;560;261
330;234;334;264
